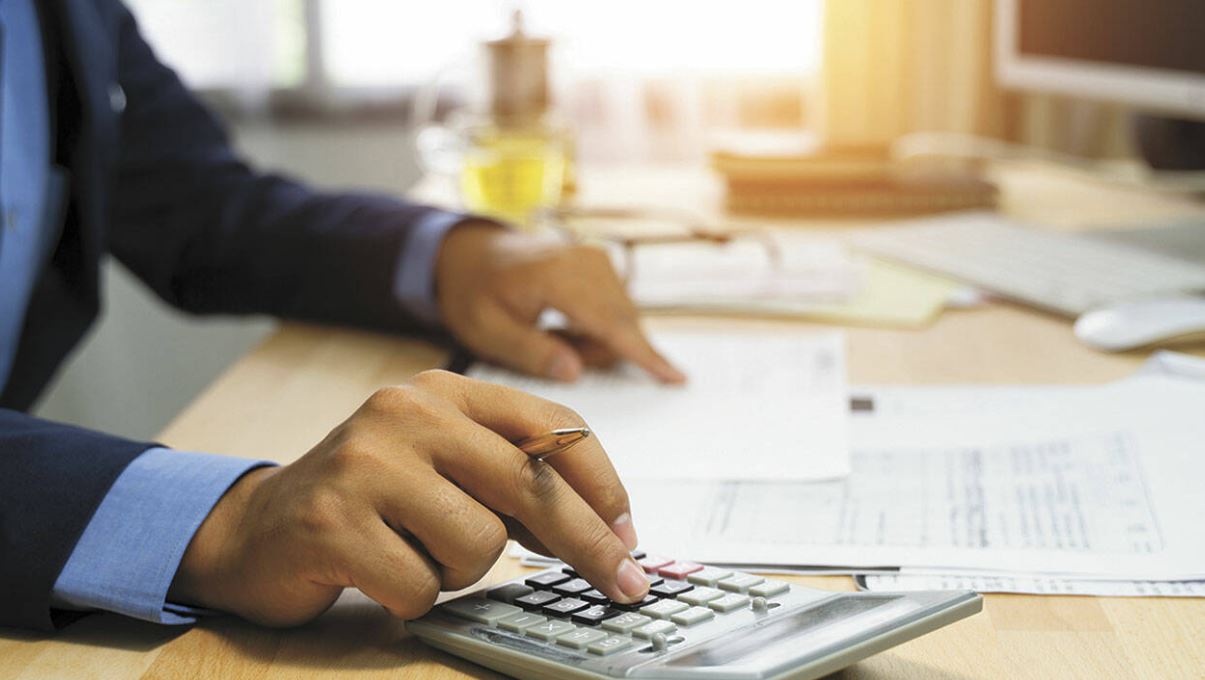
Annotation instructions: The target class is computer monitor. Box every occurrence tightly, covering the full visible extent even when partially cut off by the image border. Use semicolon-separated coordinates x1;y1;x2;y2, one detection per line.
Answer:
995;0;1205;121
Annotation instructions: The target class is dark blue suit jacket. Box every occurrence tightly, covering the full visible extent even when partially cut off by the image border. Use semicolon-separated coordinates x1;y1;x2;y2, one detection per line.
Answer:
0;0;451;630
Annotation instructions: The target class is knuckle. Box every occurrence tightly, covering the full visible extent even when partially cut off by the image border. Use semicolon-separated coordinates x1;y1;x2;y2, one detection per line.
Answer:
512;458;564;505
295;488;347;536
576;524;622;568
364;385;409;414
367;384;447;424
542;401;584;429
410;369;461;392
394;570;441;619
328;437;381;475
472;515;509;561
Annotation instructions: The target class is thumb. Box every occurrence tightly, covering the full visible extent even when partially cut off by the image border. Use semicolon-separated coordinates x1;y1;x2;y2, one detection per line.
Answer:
476;304;584;381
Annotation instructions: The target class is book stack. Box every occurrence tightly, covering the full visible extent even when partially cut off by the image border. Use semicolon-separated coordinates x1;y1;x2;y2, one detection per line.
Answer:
710;134;997;217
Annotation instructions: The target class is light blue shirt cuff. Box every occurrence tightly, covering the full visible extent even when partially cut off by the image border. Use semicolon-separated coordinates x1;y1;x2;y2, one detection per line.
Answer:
392;210;475;326
51;447;275;625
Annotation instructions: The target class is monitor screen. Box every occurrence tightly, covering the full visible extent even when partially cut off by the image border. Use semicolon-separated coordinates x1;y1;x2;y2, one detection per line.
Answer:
996;0;1205;119
1019;1;1205;74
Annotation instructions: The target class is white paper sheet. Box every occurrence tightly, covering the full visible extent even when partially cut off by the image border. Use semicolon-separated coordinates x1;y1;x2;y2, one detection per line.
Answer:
859;572;1205;598
617;356;1205;580
468;330;849;481
621;238;861;308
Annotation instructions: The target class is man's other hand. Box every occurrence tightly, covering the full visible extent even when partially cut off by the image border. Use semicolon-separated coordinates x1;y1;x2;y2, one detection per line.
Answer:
435;222;685;383
167;371;648;626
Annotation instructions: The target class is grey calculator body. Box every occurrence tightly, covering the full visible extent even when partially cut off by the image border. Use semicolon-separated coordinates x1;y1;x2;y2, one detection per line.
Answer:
407;564;981;680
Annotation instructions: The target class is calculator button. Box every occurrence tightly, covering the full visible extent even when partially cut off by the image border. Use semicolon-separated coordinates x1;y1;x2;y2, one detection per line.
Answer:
525;619;576;641
670;606;715;627
581;589;611;604
525;572;571;589
748;580;790;598
630;550;647;560
588;635;633;656
442;598;521;625
707;593;750;613
612;595;658;611
553;578;593;596
487;583;534;604
556;627;609;650
572;604;620;626
515;590;560;609
658;561;704;580
637;555;673;573
543;597;590;617
497;612;548;633
717;574;765;593
677;586;724;606
601;612;651;633
644;573;665;587
561;566;579;577
687;567;734;587
632;619;677;639
640;599;689;620
650;580;694;599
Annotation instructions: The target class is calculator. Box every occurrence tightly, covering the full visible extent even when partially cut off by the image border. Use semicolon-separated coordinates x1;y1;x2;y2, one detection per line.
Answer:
407;553;982;679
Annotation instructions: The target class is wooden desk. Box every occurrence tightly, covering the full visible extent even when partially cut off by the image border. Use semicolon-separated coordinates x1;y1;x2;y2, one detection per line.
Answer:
3;165;1204;679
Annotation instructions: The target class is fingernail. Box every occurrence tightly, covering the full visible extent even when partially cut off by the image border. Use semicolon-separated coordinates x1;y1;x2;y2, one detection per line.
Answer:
661;363;687;384
616;559;649;602
611;513;639;551
546;351;581;382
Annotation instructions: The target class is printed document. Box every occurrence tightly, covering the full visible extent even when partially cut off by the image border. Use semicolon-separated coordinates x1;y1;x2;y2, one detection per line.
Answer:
468;330;849;481
620;359;1205;580
859;573;1205;598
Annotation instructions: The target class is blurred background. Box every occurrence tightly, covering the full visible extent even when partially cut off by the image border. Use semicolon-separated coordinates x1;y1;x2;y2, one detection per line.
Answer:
34;0;1176;439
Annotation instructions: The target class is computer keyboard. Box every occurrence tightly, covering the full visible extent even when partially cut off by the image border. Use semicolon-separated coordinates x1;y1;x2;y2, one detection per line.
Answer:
852;213;1205;317
406;552;980;680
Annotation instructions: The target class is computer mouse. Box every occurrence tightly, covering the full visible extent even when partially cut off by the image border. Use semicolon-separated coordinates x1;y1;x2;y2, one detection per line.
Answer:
1074;295;1205;352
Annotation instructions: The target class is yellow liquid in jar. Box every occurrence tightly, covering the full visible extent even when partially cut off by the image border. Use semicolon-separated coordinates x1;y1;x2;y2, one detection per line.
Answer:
460;132;565;228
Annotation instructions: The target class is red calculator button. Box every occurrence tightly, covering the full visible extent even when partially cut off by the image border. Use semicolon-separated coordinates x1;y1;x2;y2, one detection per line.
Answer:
637;555;673;573
658;562;704;580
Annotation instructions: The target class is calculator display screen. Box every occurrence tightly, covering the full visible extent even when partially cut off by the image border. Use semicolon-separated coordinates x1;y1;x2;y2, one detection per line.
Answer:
663;596;909;669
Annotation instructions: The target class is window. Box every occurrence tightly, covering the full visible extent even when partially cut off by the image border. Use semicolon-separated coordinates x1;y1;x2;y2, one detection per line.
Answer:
125;1;821;102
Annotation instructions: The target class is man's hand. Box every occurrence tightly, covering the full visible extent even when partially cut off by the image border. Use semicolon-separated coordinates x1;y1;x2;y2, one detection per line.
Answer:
435;222;685;383
168;371;649;627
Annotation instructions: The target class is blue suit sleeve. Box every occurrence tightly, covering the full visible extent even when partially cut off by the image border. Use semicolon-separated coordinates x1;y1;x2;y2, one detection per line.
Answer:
50;448;274;624
107;4;464;335
392;210;475;326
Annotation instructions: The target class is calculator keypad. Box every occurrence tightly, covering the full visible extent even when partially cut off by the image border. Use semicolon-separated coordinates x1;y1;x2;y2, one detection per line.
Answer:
686;566;733;587
600;612;651;633
670;606;715;627
717;574;764;593
439;557;794;658
514;590;560;609
442;598;520;624
543;597;590;616
556;627;609;650
639;599;689;620
497;611;548;632
524;618;575;641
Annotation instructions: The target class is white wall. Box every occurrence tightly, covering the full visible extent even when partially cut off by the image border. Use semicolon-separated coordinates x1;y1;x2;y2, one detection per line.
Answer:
34;121;422;440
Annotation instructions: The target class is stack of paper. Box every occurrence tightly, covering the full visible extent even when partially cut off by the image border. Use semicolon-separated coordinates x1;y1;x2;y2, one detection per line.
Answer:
612;236;965;328
602;353;1205;597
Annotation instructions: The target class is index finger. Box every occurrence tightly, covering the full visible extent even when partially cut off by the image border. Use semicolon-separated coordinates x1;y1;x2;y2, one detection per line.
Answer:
416;371;637;548
546;254;686;384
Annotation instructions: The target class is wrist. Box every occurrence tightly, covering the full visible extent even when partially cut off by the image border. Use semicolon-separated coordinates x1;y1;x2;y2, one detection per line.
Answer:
168;465;276;613
434;219;505;313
